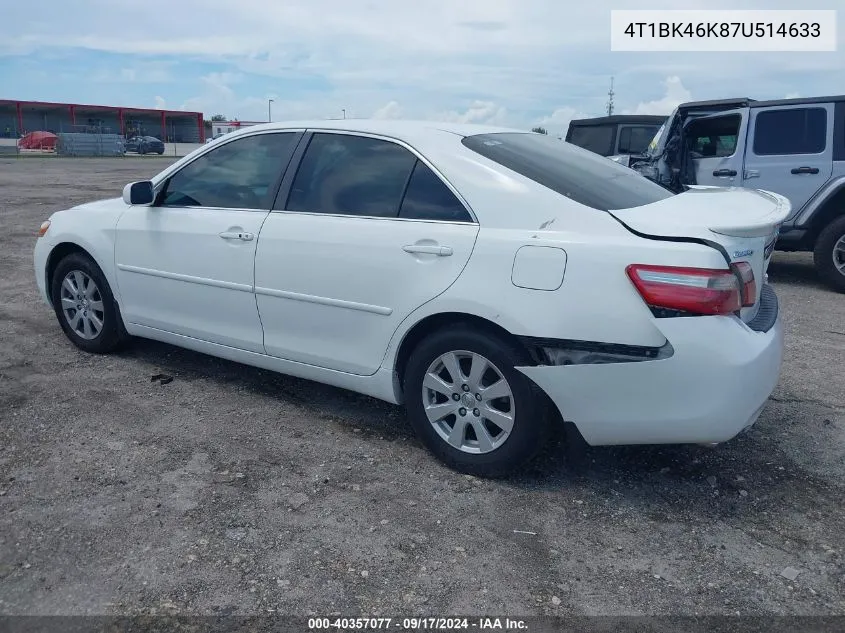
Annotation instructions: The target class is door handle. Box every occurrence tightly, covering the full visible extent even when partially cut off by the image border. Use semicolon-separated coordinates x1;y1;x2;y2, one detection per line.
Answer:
743;169;760;179
712;169;737;177
402;244;453;257
791;166;819;175
219;231;254;241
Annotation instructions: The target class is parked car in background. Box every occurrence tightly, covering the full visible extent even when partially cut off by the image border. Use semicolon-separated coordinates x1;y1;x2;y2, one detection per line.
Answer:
565;115;666;164
125;136;165;155
34;121;786;475
630;95;845;292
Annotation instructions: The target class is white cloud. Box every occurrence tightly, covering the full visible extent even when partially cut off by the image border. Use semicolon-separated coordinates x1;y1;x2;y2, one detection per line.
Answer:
436;101;508;125
1;0;843;127
372;101;402;119
534;107;591;137
784;92;801;99
629;76;692;115
154;96;166;109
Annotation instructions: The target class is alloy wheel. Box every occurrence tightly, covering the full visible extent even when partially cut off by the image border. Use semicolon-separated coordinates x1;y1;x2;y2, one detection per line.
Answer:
421;350;515;454
60;270;105;340
833;233;845;275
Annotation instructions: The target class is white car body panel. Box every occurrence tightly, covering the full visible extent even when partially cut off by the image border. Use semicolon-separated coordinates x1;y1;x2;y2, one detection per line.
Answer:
518;314;783;445
33;119;788;447
255;212;479;375
114;206;269;353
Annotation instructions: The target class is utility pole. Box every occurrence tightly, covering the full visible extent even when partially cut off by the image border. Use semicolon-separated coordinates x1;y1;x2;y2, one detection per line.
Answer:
342;109;346;120
268;99;274;123
606;77;615;116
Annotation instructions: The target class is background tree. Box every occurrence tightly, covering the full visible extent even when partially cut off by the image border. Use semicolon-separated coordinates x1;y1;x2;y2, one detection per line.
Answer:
531;126;548;135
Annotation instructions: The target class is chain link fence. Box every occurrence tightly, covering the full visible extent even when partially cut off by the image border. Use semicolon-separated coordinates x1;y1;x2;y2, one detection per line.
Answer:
0;124;202;159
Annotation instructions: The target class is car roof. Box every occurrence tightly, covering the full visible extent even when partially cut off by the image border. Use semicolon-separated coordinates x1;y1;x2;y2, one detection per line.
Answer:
679;95;845;111
568;115;667;127
233;119;524;142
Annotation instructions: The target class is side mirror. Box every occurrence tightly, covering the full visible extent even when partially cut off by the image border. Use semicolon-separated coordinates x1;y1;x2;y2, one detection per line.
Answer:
122;181;155;206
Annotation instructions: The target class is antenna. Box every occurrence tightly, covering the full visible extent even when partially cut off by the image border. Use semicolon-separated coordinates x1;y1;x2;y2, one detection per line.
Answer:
606;77;615;116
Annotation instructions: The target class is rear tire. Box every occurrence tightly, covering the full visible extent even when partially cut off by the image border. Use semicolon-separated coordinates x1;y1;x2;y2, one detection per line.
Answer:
813;215;845;293
50;252;128;353
403;325;550;477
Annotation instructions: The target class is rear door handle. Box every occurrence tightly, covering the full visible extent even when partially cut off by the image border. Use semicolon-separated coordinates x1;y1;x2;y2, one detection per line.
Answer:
743;169;760;179
712;169;737;177
791;166;819;175
219;231;254;241
402;244;453;257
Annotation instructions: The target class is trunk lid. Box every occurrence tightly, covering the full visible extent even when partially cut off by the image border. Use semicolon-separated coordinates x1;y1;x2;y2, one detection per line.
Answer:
610;186;790;322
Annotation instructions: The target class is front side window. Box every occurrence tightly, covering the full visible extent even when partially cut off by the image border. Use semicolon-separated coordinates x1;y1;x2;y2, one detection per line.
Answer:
286;133;417;217
687;115;741;158
160;133;298;210
462;132;673;211
753;107;827;155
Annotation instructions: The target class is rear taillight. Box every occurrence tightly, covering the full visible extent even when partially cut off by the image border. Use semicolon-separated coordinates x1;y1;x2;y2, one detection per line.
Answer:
732;261;756;307
626;264;742;316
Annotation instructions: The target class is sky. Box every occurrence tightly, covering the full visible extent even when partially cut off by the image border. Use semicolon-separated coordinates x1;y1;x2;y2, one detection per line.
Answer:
0;0;842;136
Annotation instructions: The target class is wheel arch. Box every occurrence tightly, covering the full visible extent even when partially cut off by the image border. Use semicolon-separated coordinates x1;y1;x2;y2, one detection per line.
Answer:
392;311;531;400
45;241;114;307
796;179;845;242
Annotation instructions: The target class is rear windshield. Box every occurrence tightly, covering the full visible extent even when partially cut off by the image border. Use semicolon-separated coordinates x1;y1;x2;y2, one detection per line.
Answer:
462;132;674;211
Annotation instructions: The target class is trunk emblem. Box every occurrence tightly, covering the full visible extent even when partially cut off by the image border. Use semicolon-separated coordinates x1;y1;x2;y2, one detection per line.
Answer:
733;249;754;258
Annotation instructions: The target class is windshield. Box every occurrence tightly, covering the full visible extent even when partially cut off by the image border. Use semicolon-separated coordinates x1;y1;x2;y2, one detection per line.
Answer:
645;122;666;156
461;132;674;211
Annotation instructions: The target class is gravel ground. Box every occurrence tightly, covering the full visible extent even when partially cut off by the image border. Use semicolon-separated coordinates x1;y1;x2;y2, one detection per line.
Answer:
0;157;843;617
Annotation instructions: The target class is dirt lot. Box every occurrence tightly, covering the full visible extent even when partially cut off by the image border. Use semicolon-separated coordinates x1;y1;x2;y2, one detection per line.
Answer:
1;157;843;617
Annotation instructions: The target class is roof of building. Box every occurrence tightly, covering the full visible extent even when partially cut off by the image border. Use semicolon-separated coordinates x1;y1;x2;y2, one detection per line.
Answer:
0;99;202;117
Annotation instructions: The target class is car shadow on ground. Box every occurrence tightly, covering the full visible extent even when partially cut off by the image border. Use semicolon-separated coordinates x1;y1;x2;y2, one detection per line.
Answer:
766;253;828;290
115;337;809;516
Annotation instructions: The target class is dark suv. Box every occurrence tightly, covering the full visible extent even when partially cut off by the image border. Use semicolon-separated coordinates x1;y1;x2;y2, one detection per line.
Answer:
565;115;666;162
631;96;845;292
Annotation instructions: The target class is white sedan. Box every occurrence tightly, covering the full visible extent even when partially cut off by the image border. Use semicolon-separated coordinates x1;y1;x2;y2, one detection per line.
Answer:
33;120;788;476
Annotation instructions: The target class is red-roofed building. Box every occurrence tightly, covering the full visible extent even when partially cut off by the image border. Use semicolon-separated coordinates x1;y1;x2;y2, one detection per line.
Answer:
0;99;205;142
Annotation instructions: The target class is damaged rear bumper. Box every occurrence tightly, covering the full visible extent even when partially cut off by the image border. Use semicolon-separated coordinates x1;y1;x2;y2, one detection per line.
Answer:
516;306;783;446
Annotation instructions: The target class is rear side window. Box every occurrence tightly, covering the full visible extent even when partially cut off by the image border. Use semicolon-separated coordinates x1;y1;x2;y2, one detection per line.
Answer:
462;132;673;211
287;133;416;217
399;161;473;223
567;125;615;156
753;108;827;155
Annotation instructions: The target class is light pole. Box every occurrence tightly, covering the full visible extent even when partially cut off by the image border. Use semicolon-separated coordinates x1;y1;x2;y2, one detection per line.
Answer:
268;99;274;123
342;109;346;120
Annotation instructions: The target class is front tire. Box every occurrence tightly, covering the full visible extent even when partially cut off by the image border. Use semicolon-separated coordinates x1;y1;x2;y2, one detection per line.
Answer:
813;215;845;293
403;325;550;477
50;252;128;353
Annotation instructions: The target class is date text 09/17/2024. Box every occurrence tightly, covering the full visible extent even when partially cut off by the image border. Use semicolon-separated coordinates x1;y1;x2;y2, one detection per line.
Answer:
307;617;528;630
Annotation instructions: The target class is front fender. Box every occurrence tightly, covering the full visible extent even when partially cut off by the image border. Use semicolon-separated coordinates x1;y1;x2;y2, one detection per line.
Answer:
40;208;124;304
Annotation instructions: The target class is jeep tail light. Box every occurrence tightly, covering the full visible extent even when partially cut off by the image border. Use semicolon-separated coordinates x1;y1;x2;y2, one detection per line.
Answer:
37;220;50;237
626;264;742;316
731;261;756;307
